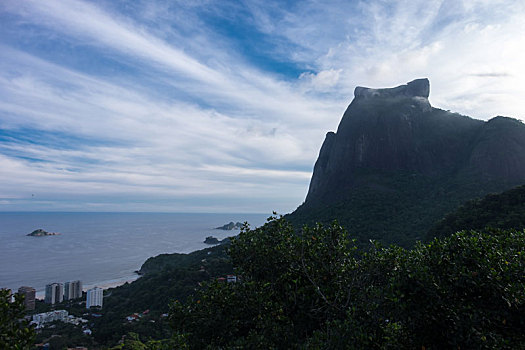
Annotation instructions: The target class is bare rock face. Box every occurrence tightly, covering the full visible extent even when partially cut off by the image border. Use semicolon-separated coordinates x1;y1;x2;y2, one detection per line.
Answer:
465;117;525;182
305;79;525;203
354;78;430;99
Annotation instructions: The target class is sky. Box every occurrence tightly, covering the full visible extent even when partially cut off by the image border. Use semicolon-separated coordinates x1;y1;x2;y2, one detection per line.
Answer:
1;0;524;213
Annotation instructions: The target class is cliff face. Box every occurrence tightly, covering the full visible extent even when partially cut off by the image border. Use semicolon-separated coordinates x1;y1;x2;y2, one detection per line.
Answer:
291;79;525;247
306;79;525;204
465;117;525;182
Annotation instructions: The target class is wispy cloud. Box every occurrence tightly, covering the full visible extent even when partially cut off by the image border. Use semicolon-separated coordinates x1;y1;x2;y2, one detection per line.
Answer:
262;0;525;118
0;0;524;212
469;72;511;78
0;44;319;212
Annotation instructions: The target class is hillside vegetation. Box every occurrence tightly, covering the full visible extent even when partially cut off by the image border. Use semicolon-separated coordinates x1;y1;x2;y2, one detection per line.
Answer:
288;169;512;248
427;184;525;240
170;216;525;349
90;244;234;346
93;186;525;347
20;188;525;348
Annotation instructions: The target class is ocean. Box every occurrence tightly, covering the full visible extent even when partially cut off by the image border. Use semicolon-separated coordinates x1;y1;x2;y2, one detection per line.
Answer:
0;212;268;295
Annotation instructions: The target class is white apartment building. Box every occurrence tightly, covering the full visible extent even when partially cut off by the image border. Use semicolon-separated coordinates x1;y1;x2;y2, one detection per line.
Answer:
32;310;68;328
86;286;103;308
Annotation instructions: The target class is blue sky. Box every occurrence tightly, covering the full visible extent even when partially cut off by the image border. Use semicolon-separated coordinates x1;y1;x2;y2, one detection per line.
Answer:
1;0;524;213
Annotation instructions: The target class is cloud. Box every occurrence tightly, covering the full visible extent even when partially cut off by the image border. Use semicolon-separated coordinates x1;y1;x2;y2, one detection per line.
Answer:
1;0;524;212
299;69;342;92
1;0;340;125
263;0;525;120
469;72;511;78
0;46;322;213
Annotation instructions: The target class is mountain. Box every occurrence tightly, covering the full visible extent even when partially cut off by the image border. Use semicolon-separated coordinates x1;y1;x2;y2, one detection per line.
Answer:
288;79;525;247
427;184;525;240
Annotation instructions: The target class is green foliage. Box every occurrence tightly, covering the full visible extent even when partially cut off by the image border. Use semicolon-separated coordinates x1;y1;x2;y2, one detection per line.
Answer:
170;216;362;348
288;168;512;248
0;289;36;349
170;216;359;348
170;216;525;349
313;228;525;349
427;184;525;240
108;332;188;350
139;244;232;275
34;320;94;349
25;244;233;348
90;244;234;346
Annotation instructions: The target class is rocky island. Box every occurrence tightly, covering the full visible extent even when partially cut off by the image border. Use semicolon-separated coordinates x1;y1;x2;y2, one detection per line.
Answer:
215;221;243;230
203;236;231;245
27;229;60;237
204;236;220;244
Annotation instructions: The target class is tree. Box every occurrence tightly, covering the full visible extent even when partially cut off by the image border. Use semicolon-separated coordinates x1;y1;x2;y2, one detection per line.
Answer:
0;289;36;349
169;216;525;349
109;332;188;350
169;216;360;348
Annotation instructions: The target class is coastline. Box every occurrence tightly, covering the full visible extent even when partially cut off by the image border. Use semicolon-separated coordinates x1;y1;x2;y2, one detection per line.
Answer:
35;274;140;300
1;212;268;299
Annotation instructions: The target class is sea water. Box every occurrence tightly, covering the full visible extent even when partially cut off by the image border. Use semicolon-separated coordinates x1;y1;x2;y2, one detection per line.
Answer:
0;212;268;294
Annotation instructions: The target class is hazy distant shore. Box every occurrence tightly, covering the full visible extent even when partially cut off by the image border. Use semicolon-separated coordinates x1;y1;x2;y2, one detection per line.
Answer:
1;212;268;295
34;274;140;300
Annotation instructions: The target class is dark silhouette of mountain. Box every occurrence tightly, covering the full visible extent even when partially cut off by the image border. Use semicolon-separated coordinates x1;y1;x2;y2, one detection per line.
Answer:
427;184;525;240
288;79;525;247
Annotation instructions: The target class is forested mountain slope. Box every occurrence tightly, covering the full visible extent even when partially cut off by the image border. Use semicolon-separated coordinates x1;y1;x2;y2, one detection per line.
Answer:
288;79;525;247
427;184;525;240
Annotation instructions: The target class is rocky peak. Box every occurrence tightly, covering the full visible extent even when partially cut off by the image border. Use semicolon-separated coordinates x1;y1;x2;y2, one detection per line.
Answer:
303;78;525;205
354;78;430;99
288;78;525;248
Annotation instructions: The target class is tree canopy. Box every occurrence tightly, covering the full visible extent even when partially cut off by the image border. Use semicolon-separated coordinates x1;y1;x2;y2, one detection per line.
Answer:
0;289;35;349
427;184;525;240
170;216;525;349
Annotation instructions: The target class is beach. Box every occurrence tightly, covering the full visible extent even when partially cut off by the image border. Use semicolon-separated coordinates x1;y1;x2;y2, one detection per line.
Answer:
34;274;141;300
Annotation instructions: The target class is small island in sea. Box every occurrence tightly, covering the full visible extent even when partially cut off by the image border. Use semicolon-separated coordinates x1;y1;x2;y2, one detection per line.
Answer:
215;221;243;230
204;236;220;244
203;236;231;245
27;229;60;237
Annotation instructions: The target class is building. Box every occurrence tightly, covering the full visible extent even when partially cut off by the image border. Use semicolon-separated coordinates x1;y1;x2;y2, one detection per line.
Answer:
31;310;68;328
17;286;36;310
226;275;237;283
65;314;88;326
86;286;103;309
64;280;83;300
45;283;64;304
